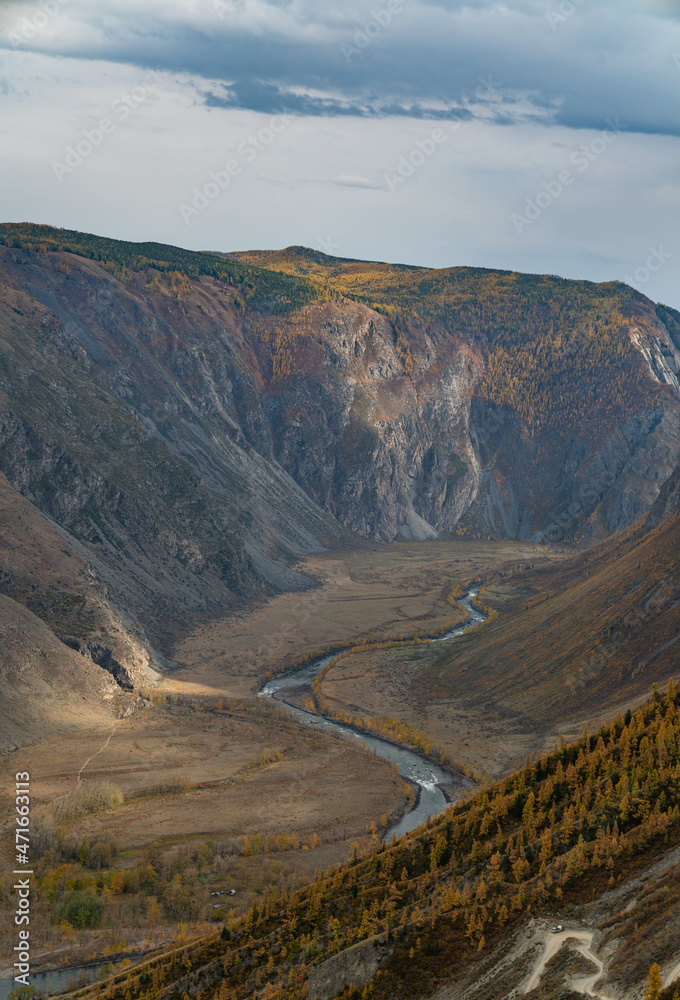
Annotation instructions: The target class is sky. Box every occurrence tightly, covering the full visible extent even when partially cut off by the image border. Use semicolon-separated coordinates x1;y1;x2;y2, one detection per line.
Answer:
1;0;679;307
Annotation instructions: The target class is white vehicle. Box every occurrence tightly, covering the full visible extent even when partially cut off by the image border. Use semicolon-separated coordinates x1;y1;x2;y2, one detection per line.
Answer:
550;924;564;933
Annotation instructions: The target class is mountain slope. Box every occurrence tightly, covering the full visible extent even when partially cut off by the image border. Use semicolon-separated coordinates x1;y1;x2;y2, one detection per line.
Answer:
429;504;680;732
0;592;125;751
3;226;680;550
57;682;680;1000
229;246;680;542
2;224;680;679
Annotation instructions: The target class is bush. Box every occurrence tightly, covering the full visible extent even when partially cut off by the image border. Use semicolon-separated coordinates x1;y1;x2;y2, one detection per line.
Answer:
55;889;105;929
52;782;124;821
149;776;194;795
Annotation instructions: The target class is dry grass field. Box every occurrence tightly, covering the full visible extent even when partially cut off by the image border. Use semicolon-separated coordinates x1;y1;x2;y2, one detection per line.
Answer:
0;538;565;972
169;540;555;698
3;697;406;862
315;515;680;779
1;539;557;854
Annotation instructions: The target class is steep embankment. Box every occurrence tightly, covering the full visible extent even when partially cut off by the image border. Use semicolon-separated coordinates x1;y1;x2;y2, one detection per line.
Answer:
422;494;680;756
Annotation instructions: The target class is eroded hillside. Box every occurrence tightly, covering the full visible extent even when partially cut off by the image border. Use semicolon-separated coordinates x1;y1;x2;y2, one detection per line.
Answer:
1;223;680;731
2;225;680;554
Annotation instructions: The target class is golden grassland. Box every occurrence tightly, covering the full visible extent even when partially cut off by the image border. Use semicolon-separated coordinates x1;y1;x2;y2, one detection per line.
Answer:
0;694;408;978
168;540;559;701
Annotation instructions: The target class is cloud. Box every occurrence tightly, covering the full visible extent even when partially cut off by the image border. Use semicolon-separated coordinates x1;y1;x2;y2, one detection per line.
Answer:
0;3;678;311
1;0;679;135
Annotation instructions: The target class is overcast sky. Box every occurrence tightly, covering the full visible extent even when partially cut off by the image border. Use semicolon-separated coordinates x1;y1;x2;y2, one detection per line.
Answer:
1;0;679;307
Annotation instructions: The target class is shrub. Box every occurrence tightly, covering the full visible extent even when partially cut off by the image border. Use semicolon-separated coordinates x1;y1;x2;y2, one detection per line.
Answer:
55;889;105;929
52;782;124;822
149;776;194;795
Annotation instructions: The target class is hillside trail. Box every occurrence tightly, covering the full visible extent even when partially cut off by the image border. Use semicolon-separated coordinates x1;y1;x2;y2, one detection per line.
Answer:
76;710;135;783
664;957;680;989
523;929;616;999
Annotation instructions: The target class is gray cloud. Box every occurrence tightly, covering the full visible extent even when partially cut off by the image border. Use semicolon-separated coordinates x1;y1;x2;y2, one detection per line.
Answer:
1;0;679;134
0;0;679;312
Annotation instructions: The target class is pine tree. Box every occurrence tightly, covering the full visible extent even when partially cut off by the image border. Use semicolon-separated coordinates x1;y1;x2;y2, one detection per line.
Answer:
644;963;663;1000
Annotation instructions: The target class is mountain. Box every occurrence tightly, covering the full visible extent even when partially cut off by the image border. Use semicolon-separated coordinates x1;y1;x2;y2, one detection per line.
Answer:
228;246;680;542
5;225;680;998
1;223;680;685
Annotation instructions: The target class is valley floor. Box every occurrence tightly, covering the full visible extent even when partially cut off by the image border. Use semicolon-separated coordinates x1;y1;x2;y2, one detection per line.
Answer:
10;535;654;988
1;540;559;968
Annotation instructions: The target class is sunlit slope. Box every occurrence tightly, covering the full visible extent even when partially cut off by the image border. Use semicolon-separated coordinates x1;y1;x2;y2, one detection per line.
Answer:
428;510;680;730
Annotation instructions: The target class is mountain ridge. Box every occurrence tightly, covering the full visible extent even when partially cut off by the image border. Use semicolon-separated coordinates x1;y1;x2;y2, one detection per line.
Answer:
4;223;680;543
1;223;680;696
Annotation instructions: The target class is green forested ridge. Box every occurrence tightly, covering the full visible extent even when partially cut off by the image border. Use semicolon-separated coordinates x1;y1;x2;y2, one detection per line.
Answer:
0;224;318;314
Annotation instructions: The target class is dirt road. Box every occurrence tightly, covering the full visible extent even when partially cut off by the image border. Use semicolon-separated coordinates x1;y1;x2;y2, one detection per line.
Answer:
523;929;615;999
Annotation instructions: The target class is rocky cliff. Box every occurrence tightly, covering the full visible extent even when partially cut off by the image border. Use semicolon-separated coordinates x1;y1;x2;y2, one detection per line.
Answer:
646;451;680;529
1;225;680;682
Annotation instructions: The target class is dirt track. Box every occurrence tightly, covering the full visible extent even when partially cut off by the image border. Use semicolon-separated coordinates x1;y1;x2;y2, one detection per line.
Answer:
522;929;613;999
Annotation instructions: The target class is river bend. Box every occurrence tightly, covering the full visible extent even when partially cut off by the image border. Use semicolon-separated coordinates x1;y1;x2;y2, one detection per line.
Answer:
258;589;486;839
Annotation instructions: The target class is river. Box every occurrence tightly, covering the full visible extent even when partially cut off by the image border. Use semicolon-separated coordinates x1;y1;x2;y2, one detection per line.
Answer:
0;963;120;1000
0;591;484;999
258;588;486;839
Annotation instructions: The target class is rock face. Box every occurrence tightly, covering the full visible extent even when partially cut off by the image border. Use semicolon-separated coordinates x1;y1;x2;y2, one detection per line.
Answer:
306;934;394;1000
646;458;680;528
1;228;680;678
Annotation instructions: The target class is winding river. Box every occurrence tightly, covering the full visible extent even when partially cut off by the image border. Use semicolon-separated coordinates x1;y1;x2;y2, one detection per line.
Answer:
259;589;486;839
0;591;487;1000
